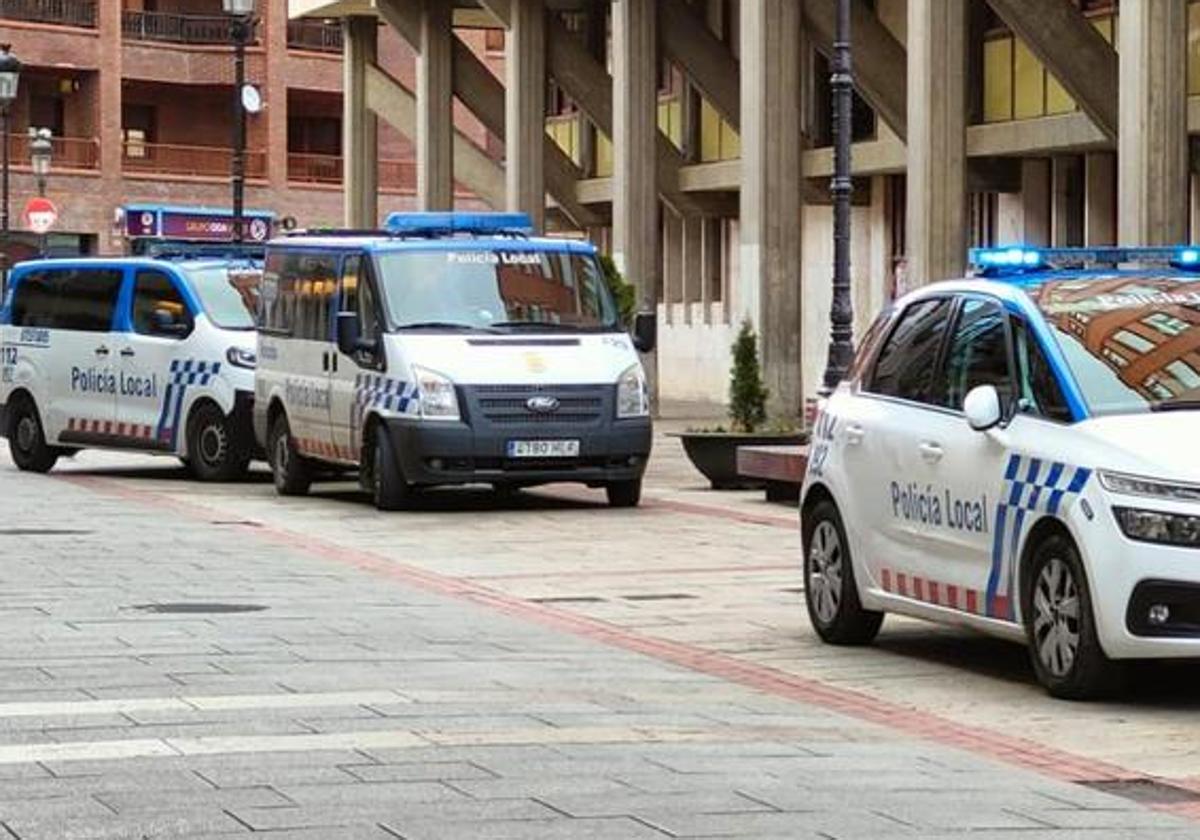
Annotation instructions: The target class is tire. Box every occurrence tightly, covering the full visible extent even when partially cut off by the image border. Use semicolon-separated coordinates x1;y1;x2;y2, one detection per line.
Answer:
371;430;413;511
1023;533;1123;700
268;414;311;497
7;397;58;474
186;403;250;482
606;478;642;508
802;499;883;645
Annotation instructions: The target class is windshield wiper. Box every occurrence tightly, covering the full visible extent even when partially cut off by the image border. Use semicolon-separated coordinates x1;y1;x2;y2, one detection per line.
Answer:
396;321;500;333
1151;400;1200;412
491;321;603;332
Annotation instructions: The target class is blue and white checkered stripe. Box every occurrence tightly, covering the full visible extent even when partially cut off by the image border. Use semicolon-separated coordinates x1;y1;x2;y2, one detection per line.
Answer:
986;454;1091;621
156;359;222;450
351;373;420;429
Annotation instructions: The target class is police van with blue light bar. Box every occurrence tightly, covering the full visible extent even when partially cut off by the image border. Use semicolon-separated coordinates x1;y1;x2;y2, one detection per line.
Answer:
0;250;262;480
801;245;1200;698
254;212;655;510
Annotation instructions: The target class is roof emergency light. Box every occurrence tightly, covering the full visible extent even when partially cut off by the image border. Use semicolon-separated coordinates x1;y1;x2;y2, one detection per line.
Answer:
970;246;1200;276
383;212;534;237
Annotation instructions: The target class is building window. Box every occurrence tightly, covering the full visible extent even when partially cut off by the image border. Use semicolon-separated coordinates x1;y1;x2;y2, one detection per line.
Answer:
122;104;156;158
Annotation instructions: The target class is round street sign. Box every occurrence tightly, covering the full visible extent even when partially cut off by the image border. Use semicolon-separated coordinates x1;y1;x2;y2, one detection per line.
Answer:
23;196;58;235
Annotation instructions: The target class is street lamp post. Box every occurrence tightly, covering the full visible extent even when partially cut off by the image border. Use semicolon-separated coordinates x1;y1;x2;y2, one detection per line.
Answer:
820;0;854;397
223;0;256;244
29;127;51;257
0;45;21;292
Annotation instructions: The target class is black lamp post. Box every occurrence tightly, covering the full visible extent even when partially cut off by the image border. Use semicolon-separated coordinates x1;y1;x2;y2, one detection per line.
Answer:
0;44;21;290
29;127;51;256
820;0;854;396
223;0;256;244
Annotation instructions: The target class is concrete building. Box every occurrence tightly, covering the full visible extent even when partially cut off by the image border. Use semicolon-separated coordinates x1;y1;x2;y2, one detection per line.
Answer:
255;2;1200;413
0;0;496;261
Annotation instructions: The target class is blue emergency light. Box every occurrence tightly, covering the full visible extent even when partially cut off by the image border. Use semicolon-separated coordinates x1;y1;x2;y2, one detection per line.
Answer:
970;245;1200;276
383;212;534;236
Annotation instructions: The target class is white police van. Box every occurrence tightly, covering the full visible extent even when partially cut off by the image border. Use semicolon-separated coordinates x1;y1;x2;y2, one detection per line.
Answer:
254;212;655;510
0;255;260;479
802;246;1200;698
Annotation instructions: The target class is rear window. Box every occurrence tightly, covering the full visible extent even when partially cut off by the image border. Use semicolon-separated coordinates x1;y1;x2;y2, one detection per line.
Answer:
11;268;124;332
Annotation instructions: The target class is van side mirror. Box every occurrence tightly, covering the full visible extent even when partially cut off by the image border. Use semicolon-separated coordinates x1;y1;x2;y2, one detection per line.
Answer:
336;311;362;357
632;311;656;354
964;384;1002;431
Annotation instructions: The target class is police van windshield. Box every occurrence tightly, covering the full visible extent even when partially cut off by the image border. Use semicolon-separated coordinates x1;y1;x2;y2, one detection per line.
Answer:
1032;275;1200;415
374;248;620;333
183;265;259;330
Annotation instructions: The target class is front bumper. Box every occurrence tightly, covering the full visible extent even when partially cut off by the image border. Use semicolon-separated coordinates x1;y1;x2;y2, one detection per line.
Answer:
384;416;652;487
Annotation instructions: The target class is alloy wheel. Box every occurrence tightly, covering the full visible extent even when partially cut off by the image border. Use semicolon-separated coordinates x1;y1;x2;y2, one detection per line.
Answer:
15;416;36;453
808;520;844;625
1033;556;1081;678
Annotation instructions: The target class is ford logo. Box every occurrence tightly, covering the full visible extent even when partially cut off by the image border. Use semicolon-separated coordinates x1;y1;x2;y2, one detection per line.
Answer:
526;396;560;413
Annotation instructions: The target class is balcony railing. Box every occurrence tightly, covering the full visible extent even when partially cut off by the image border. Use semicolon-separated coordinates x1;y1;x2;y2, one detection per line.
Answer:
124;141;265;180
288;152;416;193
287;19;342;53
122;10;254;45
0;0;97;28
7;133;99;170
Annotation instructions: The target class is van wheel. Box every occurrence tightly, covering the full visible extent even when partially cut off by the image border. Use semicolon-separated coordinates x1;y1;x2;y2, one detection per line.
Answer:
802;499;883;645
8;398;58;474
606;479;642;508
186;403;250;482
372;431;413;511
1023;534;1123;700
269;415;311;496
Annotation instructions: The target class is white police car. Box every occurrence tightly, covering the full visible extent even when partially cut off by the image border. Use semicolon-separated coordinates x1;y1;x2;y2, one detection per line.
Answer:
802;246;1200;699
0;256;260;479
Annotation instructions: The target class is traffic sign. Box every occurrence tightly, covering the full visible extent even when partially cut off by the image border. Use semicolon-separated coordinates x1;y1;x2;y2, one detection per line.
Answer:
23;197;57;235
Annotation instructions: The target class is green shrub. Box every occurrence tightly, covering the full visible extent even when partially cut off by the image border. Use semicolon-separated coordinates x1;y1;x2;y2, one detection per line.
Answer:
729;320;769;433
599;254;637;328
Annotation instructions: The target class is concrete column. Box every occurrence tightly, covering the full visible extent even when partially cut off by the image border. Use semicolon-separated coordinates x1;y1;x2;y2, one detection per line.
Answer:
1051;156;1082;247
1084;152;1116;246
663;211;684;323
683;216;704;326
506;0;546;230
343;17;378;228
97;0;123;253
264;0;289;191
700;217;722;325
739;0;802;416
906;0;967;285
1119;0;1188;245
417;0;454;210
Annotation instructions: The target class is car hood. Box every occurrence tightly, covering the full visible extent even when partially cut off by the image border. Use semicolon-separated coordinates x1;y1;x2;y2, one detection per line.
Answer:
1078;411;1200;483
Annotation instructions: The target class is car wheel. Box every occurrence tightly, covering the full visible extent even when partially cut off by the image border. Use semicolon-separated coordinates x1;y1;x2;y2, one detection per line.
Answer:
372;430;413;511
8;397;58;474
802;499;883;645
186;403;250;482
1023;533;1123;700
268;414;311;496
606;478;642;508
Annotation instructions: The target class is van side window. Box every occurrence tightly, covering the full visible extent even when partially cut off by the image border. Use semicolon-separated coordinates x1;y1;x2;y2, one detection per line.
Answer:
340;254;380;343
11;268;122;332
866;297;951;404
260;251;337;340
1012;317;1073;422
133;271;192;338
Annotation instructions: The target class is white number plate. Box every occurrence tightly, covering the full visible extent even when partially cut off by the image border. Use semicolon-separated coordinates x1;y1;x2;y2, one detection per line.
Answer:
507;439;580;458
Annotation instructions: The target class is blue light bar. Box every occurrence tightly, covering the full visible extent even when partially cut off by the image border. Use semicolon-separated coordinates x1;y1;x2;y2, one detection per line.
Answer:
383;212;534;236
969;245;1200;275
971;247;1045;270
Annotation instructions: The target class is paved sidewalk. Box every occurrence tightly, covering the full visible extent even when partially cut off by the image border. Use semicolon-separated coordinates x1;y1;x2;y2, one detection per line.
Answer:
0;450;1196;838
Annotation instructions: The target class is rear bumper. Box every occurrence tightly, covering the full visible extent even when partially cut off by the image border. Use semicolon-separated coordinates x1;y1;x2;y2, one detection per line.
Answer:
384;417;652;487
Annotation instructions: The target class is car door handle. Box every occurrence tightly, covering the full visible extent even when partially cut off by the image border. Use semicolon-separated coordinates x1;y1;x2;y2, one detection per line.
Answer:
918;442;944;462
119;348;135;358
94;345;109;357
845;424;865;445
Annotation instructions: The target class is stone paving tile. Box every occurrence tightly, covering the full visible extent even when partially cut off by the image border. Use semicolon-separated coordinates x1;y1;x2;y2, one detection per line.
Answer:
341;760;496;783
228;797;557;831
381;815;670;840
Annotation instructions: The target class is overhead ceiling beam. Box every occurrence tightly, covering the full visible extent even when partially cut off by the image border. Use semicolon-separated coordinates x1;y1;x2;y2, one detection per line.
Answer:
657;0;740;129
803;0;908;141
984;0;1118;141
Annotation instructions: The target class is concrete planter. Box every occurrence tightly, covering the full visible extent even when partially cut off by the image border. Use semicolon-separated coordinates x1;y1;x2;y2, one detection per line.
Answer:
673;431;808;490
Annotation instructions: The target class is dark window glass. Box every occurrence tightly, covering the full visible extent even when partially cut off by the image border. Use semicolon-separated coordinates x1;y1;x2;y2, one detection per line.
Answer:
1013;318;1073;422
849;308;893;383
260;250;336;340
940;298;1013;410
12;268;122;332
132;270;192;338
867;298;951;403
339;254;380;346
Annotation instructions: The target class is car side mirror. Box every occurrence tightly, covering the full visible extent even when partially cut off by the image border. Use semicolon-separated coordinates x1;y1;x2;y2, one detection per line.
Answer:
336;311;377;357
632;311;656;354
152;308;189;337
964;384;1002;432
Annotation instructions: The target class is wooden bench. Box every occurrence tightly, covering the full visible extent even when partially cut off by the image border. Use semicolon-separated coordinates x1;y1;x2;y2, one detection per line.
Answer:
736;445;808;504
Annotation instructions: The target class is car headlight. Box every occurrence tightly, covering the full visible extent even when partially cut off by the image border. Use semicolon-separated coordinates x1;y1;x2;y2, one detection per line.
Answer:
1098;470;1200;502
225;346;256;370
616;364;649;419
413;365;460;421
1113;506;1200;547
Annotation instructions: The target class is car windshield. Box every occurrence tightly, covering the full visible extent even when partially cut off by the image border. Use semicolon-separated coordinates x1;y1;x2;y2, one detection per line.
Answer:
183;265;260;330
374;247;620;333
1031;274;1200;415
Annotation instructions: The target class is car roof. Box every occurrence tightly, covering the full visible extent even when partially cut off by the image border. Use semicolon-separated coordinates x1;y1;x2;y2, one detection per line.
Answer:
900;269;1200;311
9;256;252;274
269;234;598;255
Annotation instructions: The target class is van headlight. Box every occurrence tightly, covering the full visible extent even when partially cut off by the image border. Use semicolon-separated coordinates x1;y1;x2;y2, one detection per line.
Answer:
1113;506;1200;547
413;365;460;421
1098;471;1200;502
616;364;649;418
225;346;256;370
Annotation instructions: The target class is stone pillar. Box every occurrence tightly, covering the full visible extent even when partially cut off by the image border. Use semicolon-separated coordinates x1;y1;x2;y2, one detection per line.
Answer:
506;0;546;231
739;0;802;416
682;216;704;324
701;217;722;324
263;0;289;191
1021;158;1050;246
1051;156;1082;247
1084;152;1116;246
343;17;378;228
663;210;683;323
417;0;454;210
1119;0;1188;245
97;0;123;254
906;0;967;285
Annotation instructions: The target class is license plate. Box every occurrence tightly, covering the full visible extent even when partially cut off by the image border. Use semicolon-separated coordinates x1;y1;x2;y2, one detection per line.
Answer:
507;439;580;458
